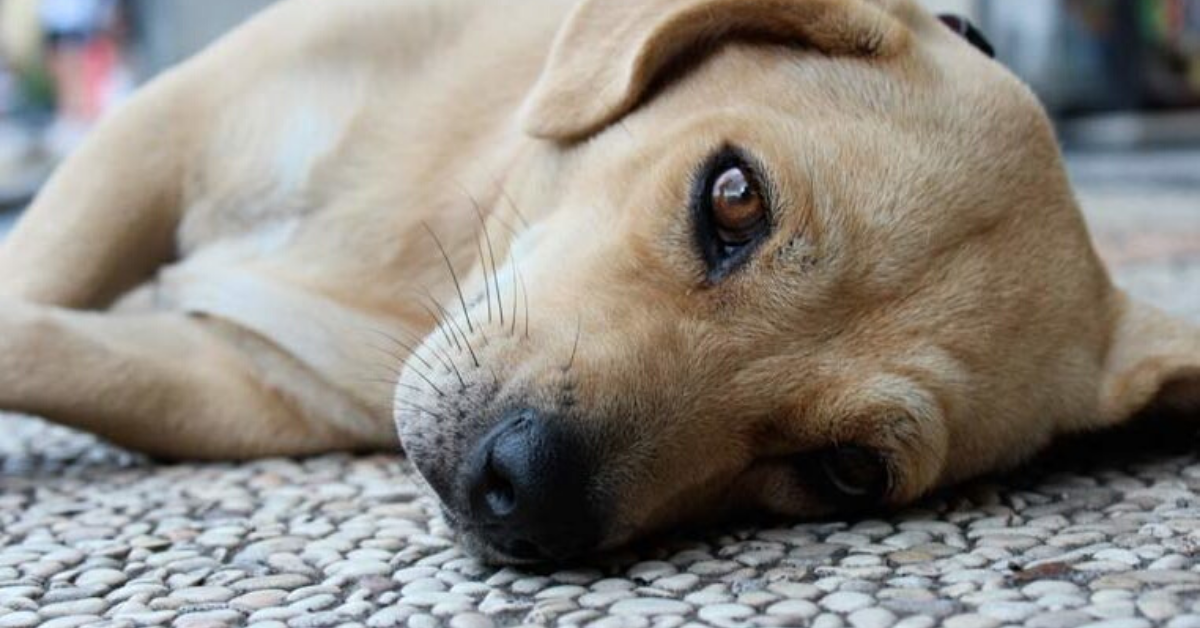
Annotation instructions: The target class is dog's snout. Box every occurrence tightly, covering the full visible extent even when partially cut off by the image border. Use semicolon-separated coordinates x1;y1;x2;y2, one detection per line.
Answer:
465;410;600;560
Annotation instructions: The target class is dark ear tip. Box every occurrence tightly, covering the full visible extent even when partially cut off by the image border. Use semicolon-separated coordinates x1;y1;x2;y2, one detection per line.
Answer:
938;14;996;58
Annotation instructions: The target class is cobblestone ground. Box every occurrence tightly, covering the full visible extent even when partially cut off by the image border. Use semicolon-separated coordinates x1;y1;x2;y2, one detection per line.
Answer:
1;155;1198;628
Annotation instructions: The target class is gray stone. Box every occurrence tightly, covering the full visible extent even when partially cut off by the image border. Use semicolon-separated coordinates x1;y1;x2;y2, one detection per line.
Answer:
977;601;1041;622
892;618;936;628
697;603;755;622
820;591;873;613
813;613;846;628
448;613;494;628
1027;611;1095;628
1074;621;1151;628
848;608;897;628
173;609;243;627
0;612;40;628
39;617;102;628
233;575;312;592
38;598;109;617
173;586;234;605
366;606;416;627
610;599;693;616
629;562;676;583
655;574;700;593
535;585;587;600
76;568;127;588
230;590;289;611
767;599;820;619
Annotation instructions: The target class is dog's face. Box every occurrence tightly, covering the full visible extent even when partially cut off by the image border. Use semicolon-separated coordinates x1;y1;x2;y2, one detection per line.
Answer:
397;0;1200;563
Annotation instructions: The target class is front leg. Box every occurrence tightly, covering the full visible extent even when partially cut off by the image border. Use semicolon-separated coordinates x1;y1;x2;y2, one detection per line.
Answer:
0;299;375;460
0;0;450;309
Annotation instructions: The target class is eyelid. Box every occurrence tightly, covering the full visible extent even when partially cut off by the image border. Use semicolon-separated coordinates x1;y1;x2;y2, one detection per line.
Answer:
793;447;893;508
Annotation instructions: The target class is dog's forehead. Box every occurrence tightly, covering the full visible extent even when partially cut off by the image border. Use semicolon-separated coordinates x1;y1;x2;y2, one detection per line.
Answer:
562;39;1089;340
627;33;1049;179
638;46;1056;224
547;33;1078;303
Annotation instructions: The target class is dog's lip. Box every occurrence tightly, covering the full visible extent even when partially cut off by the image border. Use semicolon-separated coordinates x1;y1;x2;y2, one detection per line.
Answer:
400;427;534;563
438;505;541;564
437;503;601;564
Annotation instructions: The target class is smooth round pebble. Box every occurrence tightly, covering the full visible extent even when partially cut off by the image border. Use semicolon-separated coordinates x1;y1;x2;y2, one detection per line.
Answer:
610;599;692;616
849;607;897;628
822;591;874;613
449;613;494;628
942;614;1001;628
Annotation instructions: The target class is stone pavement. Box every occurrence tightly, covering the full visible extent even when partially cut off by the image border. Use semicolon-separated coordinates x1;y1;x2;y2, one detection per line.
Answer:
0;152;1198;628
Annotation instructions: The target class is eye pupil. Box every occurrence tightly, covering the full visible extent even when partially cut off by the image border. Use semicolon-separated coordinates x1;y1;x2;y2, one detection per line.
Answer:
711;166;765;244
693;149;772;281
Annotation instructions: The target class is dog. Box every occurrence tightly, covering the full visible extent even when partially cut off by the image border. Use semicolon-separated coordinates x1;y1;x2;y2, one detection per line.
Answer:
1;0;1197;564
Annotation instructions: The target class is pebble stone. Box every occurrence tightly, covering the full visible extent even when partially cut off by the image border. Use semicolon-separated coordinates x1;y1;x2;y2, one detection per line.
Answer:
768;599;820;619
0;214;1198;628
943;614;1001;628
75;568;127;588
823;591;875;613
0;612;40;628
849;607;897;628
37;598;109;617
610;599;693;616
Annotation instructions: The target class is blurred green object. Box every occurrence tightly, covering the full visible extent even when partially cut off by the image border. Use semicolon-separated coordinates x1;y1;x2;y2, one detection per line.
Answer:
13;64;56;118
1135;0;1200;105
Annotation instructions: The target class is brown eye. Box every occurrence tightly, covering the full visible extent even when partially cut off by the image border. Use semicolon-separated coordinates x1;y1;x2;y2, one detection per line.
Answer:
711;166;766;245
819;447;890;503
693;148;772;281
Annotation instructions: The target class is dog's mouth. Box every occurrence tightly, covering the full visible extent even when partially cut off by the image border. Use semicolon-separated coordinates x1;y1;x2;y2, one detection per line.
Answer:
435;504;561;564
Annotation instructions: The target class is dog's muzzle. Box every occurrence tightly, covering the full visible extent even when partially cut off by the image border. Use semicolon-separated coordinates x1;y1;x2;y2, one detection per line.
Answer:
453;409;604;561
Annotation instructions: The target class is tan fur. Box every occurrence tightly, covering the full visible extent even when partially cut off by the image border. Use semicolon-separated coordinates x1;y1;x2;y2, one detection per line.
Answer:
1;0;1197;562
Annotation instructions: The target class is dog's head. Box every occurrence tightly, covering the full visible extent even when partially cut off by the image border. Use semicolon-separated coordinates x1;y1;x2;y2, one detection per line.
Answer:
396;0;1200;563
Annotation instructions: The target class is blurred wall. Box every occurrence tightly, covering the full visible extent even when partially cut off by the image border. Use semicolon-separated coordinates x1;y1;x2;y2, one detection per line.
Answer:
126;0;982;79
918;0;979;19
128;0;275;78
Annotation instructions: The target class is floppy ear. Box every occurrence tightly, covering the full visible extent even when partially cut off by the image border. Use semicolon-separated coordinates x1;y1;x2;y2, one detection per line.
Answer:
1098;293;1200;425
521;0;910;140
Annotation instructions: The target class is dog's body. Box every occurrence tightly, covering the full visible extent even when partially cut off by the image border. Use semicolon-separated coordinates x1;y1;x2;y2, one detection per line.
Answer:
2;0;1199;562
2;0;562;455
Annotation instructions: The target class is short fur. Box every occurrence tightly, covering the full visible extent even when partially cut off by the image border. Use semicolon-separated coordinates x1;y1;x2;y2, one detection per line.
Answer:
1;0;1197;562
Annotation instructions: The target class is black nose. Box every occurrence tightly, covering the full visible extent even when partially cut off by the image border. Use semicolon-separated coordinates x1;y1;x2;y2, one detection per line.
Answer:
465;410;601;560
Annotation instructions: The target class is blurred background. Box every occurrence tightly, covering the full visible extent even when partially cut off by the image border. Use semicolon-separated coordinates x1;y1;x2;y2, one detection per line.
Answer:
0;0;1198;304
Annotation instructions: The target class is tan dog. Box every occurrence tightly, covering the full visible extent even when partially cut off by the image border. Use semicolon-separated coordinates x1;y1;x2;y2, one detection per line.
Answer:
1;0;1198;563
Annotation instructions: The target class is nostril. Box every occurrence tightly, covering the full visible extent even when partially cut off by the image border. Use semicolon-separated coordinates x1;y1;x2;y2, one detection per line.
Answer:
510;410;534;432
482;454;517;517
464;410;603;560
